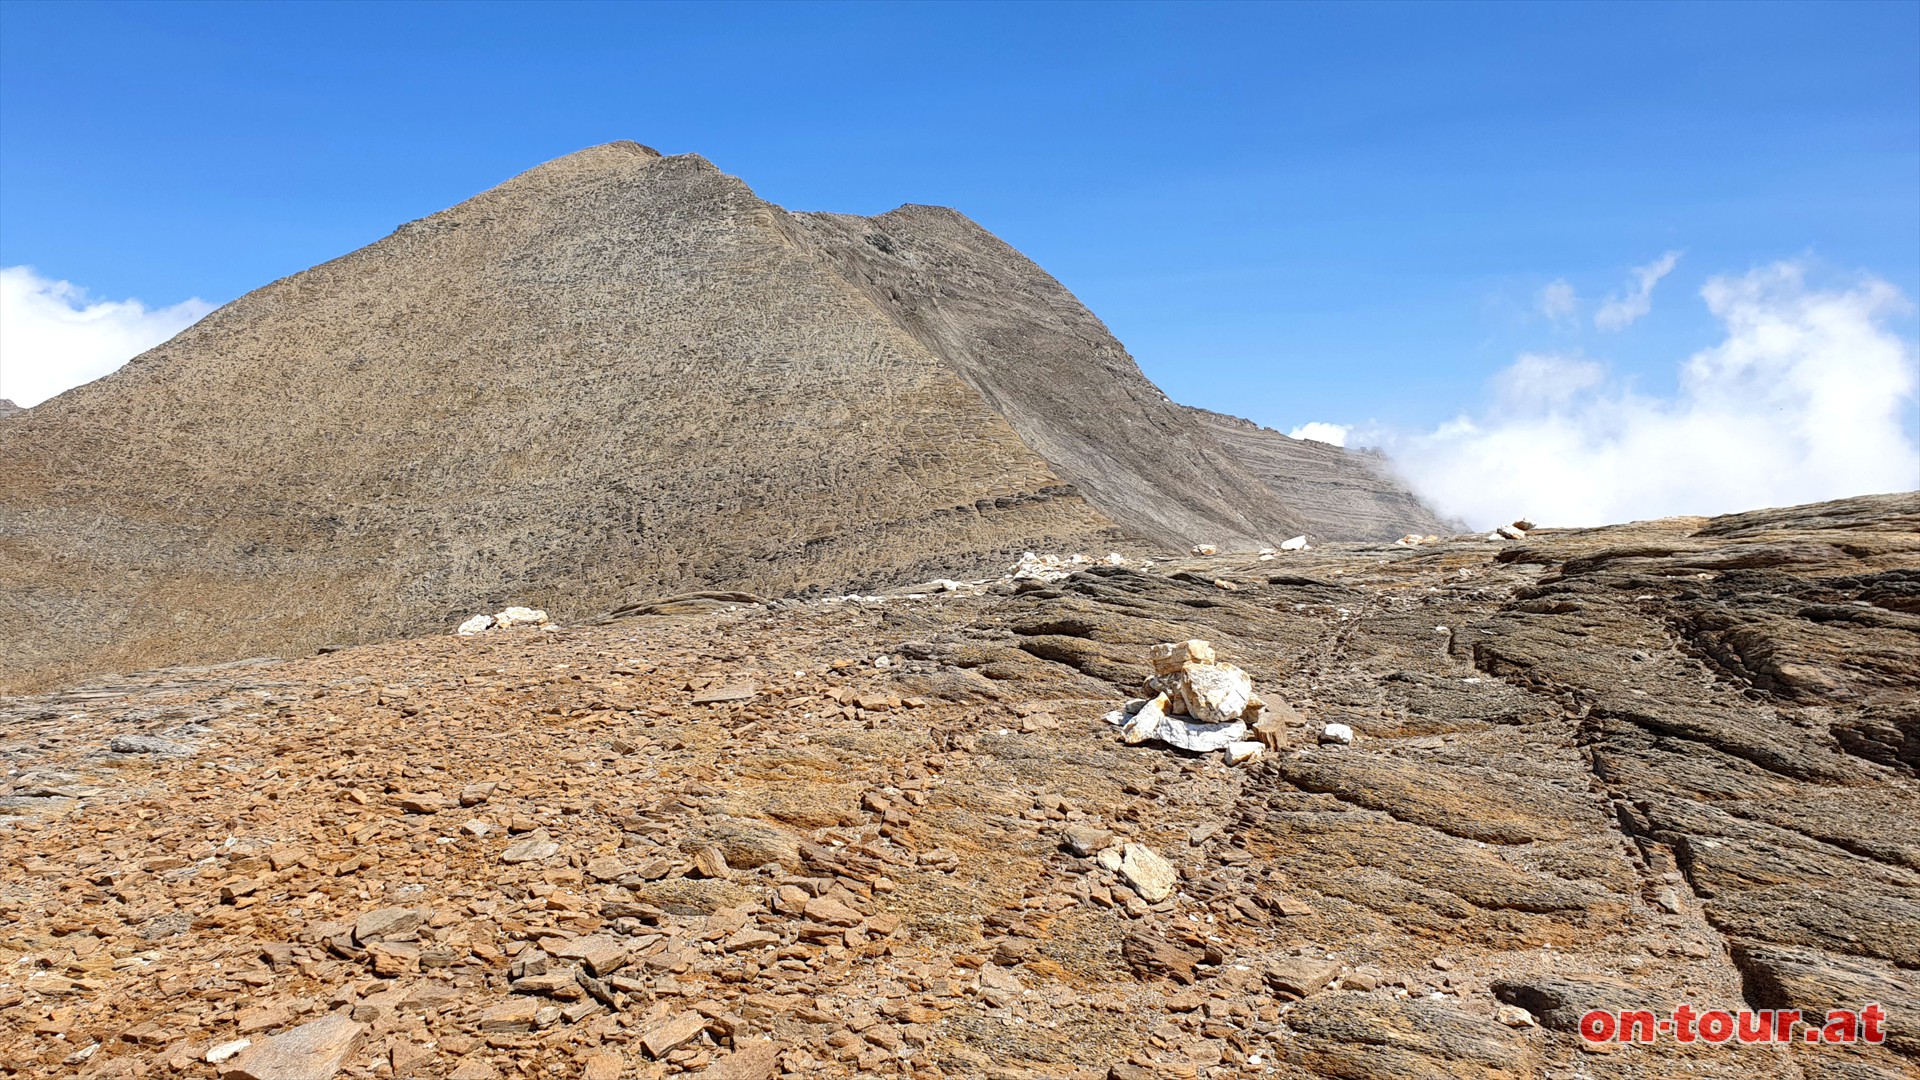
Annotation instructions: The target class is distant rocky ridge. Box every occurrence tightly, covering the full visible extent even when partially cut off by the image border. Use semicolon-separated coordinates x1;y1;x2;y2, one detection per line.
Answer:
1179;407;1457;541
0;398;21;419
0;141;1446;689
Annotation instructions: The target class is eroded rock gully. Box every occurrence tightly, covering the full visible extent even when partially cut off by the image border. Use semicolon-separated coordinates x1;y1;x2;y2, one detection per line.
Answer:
2;493;1914;1079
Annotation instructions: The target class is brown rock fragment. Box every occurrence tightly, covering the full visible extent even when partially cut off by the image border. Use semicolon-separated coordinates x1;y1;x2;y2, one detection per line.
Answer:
478;999;539;1033
705;1039;781;1079
641;1010;708;1058
549;934;629;976
581;1051;625;1080
1263;957;1341;999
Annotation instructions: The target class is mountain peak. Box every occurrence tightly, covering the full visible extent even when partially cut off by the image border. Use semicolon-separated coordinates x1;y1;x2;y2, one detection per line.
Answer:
0;146;1444;688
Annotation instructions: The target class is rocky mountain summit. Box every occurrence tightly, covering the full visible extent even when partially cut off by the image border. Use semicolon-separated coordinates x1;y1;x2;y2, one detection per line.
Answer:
0;142;1443;691
1;492;1913;1079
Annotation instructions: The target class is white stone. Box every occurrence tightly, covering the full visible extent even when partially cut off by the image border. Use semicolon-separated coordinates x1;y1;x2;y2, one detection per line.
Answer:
1320;723;1354;745
1190;544;1217;556
1010;551;1080;584
1105;552;1128;565
206;1040;251;1064
1117;843;1178;902
1095;847;1125;872
456;614;495;636
1156;717;1248;753
494;606;549;628
1226;741;1265;764
1121;694;1172;745
1280;535;1310;551
1174;662;1253;722
1496;524;1528;540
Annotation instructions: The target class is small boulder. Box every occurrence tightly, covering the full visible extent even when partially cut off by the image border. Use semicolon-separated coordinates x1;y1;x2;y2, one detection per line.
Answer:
1148;639;1216;675
1226;741;1265;764
1060;825;1115;857
1169;662;1254;723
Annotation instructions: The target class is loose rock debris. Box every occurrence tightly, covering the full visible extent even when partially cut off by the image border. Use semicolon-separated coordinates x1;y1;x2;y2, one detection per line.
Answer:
1;493;1916;1079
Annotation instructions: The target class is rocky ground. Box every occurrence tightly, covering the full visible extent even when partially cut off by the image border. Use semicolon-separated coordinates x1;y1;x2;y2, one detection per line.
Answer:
2;493;1914;1079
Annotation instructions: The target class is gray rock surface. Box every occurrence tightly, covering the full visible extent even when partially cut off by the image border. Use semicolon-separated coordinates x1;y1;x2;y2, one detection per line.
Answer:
1181;406;1456;541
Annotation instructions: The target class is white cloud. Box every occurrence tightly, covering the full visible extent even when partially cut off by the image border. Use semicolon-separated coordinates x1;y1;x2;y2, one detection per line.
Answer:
0;266;211;408
1491;352;1606;411
1594;250;1682;331
1375;262;1920;529
1537;279;1578;321
1287;422;1350;446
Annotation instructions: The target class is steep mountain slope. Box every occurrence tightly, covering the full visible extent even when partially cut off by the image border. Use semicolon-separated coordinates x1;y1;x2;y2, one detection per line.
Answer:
0;142;1439;690
794;207;1310;549
1180;407;1458;540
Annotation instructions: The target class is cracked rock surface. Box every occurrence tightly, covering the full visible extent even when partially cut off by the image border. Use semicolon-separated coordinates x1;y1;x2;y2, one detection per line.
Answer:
1;492;1913;1078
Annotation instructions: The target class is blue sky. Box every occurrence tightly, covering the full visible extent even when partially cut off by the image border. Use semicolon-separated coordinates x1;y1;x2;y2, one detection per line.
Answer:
2;1;1916;523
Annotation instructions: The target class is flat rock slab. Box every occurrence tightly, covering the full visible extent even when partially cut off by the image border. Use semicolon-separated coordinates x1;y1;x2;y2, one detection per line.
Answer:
501;830;561;864
1279;995;1536;1080
478;999;540;1033
352;906;424;944
548;934;628;975
219;1014;364;1080
691;681;758;704
1117;843;1177;902
107;734;195;755
641;1011;708;1058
